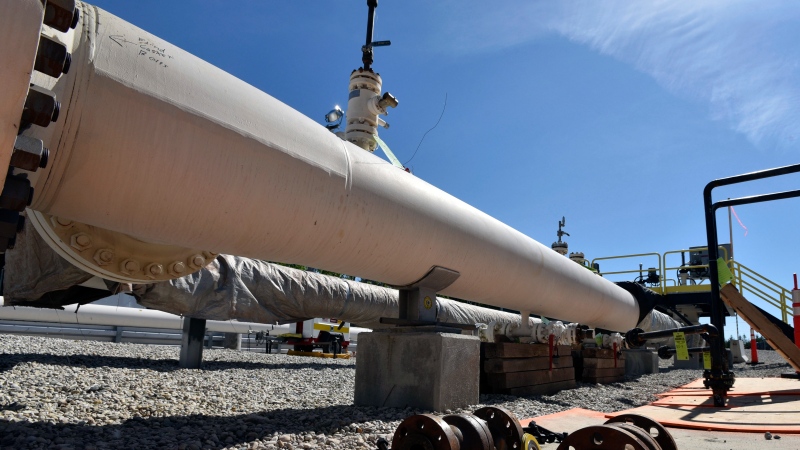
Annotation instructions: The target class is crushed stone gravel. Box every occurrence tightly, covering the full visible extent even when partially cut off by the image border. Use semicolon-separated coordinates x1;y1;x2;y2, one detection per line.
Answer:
0;334;792;449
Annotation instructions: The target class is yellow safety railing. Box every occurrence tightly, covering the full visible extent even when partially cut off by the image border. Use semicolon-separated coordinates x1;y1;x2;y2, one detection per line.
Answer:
590;252;661;282
730;261;792;324
660;246;730;295
592;248;791;324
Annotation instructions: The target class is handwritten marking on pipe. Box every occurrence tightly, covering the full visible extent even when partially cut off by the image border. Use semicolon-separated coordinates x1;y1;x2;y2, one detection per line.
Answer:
673;332;689;360
107;35;173;69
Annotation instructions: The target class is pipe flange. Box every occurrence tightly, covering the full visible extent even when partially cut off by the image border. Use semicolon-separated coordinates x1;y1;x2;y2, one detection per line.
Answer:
442;414;493;450
473;407;525;449
556;425;649;450
391;414;460;450
27;209;216;283
604;415;677;450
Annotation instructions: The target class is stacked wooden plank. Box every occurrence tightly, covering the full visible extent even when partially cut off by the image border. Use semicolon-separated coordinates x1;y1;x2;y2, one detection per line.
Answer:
581;347;625;383
481;342;576;396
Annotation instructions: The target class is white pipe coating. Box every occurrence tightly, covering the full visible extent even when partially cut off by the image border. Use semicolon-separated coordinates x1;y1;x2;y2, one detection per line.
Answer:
0;298;284;334
16;3;639;331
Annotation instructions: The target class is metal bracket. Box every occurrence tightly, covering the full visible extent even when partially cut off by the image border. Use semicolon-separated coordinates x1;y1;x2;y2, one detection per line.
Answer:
395;266;460;323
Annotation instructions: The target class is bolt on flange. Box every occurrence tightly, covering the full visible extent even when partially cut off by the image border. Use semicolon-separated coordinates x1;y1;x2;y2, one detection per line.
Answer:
69;232;92;251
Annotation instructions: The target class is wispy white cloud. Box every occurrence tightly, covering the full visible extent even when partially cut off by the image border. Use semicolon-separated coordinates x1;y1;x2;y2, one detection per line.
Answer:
435;0;800;149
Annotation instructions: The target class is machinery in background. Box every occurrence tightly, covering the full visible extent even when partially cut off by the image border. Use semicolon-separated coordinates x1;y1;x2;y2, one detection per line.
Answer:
551;217;569;256
279;318;351;357
678;244;732;285
550;217;599;273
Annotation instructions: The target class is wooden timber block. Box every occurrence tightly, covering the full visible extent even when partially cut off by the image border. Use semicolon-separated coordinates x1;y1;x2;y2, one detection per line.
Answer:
482;342;572;359
582;367;625;378
500;379;577;396
581;348;625;359
583;357;625;369
486;367;574;389
484;355;573;373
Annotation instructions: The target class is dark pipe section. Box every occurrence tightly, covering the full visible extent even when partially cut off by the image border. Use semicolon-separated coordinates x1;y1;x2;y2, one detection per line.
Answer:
361;0;378;70
658;345;710;360
626;323;718;348
615;281;661;325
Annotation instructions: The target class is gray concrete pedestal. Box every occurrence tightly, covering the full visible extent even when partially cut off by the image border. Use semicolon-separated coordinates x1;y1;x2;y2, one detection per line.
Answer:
622;348;658;377
354;330;479;411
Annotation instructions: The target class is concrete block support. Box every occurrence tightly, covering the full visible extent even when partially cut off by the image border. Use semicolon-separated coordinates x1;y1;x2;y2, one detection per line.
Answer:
223;332;242;350
622;349;658;377
729;339;749;364
179;317;207;368
354;331;480;411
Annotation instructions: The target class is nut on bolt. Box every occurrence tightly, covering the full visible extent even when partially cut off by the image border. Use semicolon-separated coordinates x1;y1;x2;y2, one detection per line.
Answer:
120;259;140;275
21;85;60;128
93;248;114;266
188;254;206;270
168;261;186;277
69;232;91;251
51;216;74;229
145;263;164;279
11;135;49;171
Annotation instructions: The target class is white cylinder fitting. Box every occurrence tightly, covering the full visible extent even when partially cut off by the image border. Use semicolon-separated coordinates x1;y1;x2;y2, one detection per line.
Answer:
9;2;640;331
489;318;579;346
345;69;382;151
601;333;624;350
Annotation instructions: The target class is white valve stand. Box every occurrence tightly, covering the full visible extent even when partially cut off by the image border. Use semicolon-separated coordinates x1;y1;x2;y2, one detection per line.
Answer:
345;69;383;151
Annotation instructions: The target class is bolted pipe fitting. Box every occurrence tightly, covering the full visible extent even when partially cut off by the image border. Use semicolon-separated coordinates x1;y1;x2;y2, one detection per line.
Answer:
120;259;141;276
168;261;186;277
391;406;526;450
21;85;60;128
187;254;206;270
11;135;49;171
145;263;164;279
93;248;115;266
34;35;72;78
69;232;92;251
43;0;79;33
0;175;33;212
377;92;398;110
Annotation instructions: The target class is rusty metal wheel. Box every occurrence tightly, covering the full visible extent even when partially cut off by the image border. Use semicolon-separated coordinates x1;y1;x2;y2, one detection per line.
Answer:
605;414;677;450
442;414;493;450
391;414;460;450
473;406;525;450
605;424;659;450
556;425;650;450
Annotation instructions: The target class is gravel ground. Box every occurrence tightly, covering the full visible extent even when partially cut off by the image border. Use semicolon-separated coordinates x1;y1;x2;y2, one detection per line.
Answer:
0;335;792;449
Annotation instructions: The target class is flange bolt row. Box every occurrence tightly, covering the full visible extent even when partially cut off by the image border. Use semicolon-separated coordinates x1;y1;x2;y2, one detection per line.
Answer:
34;35;71;78
43;0;80;32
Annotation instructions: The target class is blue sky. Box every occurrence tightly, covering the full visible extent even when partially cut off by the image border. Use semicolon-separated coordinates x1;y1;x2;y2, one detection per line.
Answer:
88;1;800;339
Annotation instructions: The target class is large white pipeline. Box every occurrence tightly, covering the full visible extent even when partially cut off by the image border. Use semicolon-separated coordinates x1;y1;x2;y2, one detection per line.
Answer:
5;1;640;331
